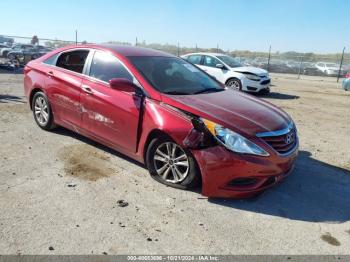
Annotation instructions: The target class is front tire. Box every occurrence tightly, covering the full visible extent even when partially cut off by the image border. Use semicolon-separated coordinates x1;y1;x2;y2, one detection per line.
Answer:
146;136;200;189
259;88;270;95
226;78;242;91
32;92;57;130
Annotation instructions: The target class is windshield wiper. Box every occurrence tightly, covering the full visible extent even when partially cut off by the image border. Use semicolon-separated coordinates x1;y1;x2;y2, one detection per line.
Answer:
192;88;224;94
163;91;190;95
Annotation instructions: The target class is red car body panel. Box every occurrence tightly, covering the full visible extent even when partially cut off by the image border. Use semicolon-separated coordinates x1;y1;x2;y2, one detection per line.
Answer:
80;76;142;153
24;44;298;198
161;90;290;138
193;146;298;198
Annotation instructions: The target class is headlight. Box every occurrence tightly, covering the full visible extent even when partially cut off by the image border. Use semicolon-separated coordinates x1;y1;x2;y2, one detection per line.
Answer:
202;118;269;156
243;73;261;81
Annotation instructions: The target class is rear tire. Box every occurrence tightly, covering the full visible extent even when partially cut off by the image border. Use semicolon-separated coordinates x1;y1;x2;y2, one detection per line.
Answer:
145;136;200;189
31;92;57;130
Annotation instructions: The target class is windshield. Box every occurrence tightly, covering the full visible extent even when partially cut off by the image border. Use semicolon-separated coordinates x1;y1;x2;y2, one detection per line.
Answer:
216;55;242;68
128;56;224;95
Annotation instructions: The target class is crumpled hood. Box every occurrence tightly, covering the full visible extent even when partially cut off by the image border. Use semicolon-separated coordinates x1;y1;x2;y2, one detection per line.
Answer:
232;66;268;76
161;89;291;137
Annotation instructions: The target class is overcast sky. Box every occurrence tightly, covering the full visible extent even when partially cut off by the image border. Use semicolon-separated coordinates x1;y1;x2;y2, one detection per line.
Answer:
2;0;349;53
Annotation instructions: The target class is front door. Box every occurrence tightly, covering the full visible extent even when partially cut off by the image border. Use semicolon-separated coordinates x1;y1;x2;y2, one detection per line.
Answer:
80;50;141;153
200;55;226;83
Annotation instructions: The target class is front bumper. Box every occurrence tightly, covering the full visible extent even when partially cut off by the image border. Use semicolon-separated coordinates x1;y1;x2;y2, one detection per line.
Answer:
192;145;298;198
241;77;271;92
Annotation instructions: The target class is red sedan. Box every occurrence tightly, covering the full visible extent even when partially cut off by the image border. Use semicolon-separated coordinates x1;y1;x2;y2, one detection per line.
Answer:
24;44;298;198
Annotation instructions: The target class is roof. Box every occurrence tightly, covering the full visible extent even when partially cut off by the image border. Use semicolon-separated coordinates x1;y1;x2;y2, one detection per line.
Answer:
98;44;174;57
183;52;227;57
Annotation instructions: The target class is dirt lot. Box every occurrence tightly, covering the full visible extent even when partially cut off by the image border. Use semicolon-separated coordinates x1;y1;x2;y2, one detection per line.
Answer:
0;72;349;255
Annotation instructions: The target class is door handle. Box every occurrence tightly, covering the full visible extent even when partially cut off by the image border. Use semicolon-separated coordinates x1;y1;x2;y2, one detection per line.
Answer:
47;71;54;77
82;85;94;95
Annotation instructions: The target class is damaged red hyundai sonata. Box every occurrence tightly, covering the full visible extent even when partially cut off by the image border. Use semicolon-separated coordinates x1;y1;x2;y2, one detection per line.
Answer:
24;44;298;198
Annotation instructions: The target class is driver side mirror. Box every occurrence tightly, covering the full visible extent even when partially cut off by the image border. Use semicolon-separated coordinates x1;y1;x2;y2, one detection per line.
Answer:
109;78;138;92
216;63;226;70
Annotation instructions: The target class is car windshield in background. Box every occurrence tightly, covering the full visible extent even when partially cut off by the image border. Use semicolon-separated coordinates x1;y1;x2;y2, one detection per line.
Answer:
128;56;224;95
216;55;242;68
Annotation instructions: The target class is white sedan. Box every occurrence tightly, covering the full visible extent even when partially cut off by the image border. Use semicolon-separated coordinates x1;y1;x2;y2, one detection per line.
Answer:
182;53;271;93
315;62;343;76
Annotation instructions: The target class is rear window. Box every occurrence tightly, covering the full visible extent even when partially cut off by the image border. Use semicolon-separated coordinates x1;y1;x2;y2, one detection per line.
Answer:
43;53;59;65
56;50;89;74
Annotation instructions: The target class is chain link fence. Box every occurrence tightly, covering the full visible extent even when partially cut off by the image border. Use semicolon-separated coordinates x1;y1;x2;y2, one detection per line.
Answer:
1;34;349;81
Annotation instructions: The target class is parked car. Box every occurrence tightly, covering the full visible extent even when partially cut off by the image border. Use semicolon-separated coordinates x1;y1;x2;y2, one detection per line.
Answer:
315;62;344;76
268;59;296;74
303;63;325;76
0;44;9;52
8;45;52;61
1;44;34;58
182;53;271;93
24;44;298;198
250;57;268;68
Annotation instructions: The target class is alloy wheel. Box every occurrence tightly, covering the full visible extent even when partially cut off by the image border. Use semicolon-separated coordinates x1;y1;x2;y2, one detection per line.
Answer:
153;142;189;183
226;80;240;90
34;96;49;126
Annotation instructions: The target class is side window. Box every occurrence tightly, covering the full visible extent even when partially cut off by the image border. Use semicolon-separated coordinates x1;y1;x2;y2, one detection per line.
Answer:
89;51;133;83
203;56;220;68
187;55;202;65
56;50;89;73
43;53;59;65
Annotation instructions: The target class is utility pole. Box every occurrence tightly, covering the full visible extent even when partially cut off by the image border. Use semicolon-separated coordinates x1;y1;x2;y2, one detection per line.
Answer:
337;47;346;83
196;44;198;52
135;37;138;46
267;45;271;72
216;44;219;53
298;55;303;79
75;30;78;45
177;42;180;56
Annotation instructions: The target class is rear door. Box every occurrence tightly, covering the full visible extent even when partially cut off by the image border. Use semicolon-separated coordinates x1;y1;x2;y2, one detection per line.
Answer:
44;49;90;129
80;50;142;153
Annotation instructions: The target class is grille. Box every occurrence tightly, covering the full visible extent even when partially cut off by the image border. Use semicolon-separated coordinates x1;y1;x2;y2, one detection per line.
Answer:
261;128;297;154
260;79;271;85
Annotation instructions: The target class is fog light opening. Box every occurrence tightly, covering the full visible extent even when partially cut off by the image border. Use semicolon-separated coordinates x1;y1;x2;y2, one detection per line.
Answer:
227;177;259;187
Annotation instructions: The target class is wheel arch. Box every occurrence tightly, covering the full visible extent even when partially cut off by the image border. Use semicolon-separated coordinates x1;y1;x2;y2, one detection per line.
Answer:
225;76;242;85
143;128;202;188
29;88;44;110
143;129;171;163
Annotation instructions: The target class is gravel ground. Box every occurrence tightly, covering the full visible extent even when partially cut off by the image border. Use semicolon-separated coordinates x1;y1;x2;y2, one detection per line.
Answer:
0;72;349;255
